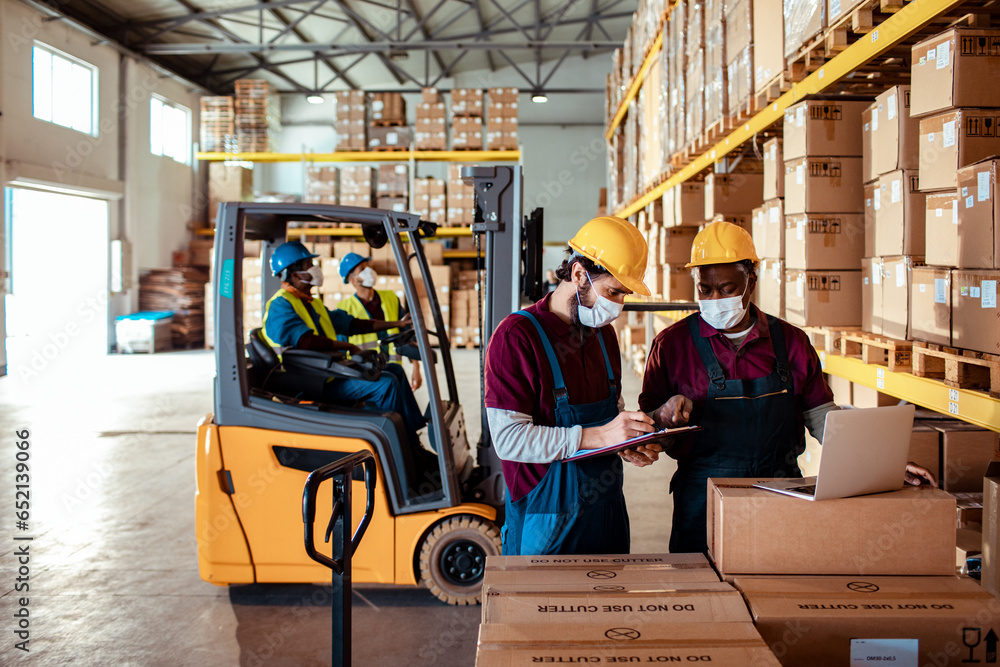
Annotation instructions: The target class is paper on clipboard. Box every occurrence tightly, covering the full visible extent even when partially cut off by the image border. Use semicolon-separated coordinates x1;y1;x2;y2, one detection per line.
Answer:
562;425;702;461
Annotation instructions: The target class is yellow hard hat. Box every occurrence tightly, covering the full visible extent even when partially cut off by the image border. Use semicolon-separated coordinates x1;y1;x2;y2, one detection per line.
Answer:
686;221;760;268
568;216;651;296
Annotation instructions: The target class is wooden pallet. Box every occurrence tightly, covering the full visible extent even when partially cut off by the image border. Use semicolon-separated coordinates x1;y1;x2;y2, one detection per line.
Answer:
840;332;912;372
802;326;863;354
370;119;408;127
370;145;410;152
754;73;792;110
825;0;908;55
912;342;1000;397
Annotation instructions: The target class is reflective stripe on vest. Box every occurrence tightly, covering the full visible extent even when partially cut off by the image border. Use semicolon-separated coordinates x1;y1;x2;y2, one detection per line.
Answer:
262;288;337;356
336;291;403;362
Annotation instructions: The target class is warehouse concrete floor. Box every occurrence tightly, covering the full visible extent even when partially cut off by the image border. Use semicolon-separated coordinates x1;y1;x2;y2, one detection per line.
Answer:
0;348;674;666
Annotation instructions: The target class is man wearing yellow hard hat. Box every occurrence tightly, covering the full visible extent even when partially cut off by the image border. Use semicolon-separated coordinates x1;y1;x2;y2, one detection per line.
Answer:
483;216;660;555
638;221;936;554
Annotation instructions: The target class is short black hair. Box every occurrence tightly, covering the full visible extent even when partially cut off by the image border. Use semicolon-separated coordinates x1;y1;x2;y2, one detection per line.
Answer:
553;246;609;283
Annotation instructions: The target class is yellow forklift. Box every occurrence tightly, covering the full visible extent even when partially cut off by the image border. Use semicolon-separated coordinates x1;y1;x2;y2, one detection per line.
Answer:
196;166;542;604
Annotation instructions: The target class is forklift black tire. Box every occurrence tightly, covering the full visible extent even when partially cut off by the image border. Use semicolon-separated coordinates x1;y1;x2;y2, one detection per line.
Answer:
418;516;501;605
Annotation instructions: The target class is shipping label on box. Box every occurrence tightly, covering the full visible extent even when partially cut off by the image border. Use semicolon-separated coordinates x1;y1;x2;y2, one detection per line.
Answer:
784;269;863;327
784;213;865;270
910;28;1000;118
736;575;1000;666
875;170;925;256
956;158;1000;269
918;108;1000;191
910;266;952;346
952;269;1000;354
782;100;868;160
709;480;957;576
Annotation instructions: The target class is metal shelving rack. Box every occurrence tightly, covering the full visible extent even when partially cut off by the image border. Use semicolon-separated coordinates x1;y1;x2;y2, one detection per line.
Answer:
609;0;1000;431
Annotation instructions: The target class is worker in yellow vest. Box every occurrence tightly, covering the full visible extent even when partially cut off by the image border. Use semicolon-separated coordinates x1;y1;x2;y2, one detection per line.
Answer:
336;252;422;391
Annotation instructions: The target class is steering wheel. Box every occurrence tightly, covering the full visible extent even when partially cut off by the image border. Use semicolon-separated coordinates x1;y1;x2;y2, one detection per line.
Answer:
379;325;416;348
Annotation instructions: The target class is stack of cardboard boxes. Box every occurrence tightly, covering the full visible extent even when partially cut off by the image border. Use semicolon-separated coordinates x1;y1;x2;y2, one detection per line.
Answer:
753;138;787;317
782;99;868;327
304;166;338;205
451;269;484;347
447;164;476;226
412;177;446;224
369;92;412;150
199;96;234;153
376;164;409;212
724;0;752;122
415;88;447;151
486;88;518;150
450;88;483;150
339;166;375;208
334;91;367;151
477;553;781;666
234;79;281;152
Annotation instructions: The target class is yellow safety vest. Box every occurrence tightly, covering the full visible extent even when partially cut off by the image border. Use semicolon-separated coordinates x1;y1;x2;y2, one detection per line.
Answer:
336;290;402;362
262;288;337;356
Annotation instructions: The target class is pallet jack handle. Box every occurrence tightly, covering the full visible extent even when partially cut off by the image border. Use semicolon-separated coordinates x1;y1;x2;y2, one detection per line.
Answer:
302;451;377;667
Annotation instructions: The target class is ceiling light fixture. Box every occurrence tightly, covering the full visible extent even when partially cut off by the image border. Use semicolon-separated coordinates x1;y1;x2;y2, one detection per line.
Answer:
531;91;548;103
306;94;324;104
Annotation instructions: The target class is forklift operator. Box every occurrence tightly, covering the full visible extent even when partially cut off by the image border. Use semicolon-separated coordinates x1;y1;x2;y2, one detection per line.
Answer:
484;216;661;556
638;222;936;555
336;252;422;391
261;241;427;445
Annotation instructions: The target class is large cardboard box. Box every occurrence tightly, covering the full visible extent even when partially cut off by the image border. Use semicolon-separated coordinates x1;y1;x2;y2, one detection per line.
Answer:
952;269;1000;354
934;421;1000;492
782;100;868;160
910;28;1000;117
924;190;959;267
705;171;765;219
784;213;865;270
763;138;784;200
908;421;941;476
784;157;865;215
910;266;952;346
784;269;862;326
956;157;1000;269
851;382;898;408
476;623;781;667
918;108;1000;191
875;170;926;256
708;479;957;576
660;227;698;264
881;255;923;340
827;372;853;406
752;198;785;258
664;264;696;301
758;259;785;318
672;181;707;226
872;86;919;176
483;553;721;584
482;582;753;625
864;182;878;257
862;103;876;184
983;462;1000;597
735;575;1000;666
862;256;883;334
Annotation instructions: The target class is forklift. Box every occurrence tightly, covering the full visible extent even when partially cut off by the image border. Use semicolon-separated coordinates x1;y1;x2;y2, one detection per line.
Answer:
195;165;543;604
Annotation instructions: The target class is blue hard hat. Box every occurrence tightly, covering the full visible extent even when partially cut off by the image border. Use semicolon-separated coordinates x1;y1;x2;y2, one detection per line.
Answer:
270;241;318;277
339;252;371;284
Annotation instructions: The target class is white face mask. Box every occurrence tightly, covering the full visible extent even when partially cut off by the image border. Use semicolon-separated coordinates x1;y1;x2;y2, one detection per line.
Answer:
698;280;749;331
295;265;324;288
576;271;623;328
357;267;377;288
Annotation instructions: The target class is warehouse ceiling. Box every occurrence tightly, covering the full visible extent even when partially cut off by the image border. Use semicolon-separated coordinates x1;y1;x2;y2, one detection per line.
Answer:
29;0;636;95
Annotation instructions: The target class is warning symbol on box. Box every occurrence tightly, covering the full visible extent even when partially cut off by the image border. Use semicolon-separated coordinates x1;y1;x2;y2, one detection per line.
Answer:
984;116;996;138
606;628;641;641
587;570;618;579
961;36;977;55
847;581;880;593
968;117;981;137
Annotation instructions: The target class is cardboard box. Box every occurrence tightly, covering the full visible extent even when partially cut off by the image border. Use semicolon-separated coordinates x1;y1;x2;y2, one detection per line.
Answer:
660;227;698;264
663;264;696;301
924;190;960;267
784;157;865;215
782;100;868;160
757;259;785;318
872;86;919;176
875;170;926;256
852;382;898;408
784;269;862;326
862;103;876;184
935;421;1000;492
784;0;826;58
864;183;877;257
881;255;923;340
475;623;780;667
910;28;1000;118
671;181;707;226
952;269;1000;354
705;172;765;219
763;138;784;200
908;421;941;478
827;372;853;406
918;108;1000;191
709;479;957;576
955;491;984;528
208;163;253;224
736;575;1000;666
956;157;1000;269
784;213;865;270
862;256;883;334
754;0;785;91
482;582;753;625
484;553;719;577
910;266;951;346
752;199;785;259
983;462;1000;597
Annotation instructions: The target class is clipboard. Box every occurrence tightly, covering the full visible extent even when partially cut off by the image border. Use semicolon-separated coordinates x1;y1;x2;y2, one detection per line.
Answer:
562;425;702;462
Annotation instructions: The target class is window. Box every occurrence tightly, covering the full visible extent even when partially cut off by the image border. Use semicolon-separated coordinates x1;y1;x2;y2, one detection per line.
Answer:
32;43;98;135
150;96;192;164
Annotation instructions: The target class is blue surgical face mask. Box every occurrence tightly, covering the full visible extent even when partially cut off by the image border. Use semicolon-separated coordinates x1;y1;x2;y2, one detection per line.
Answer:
577;272;623;328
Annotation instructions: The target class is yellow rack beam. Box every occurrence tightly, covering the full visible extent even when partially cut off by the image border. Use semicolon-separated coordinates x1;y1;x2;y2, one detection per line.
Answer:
605;30;664;141
821;353;1000;433
195;226;474;238
195;150;520;163
614;0;967;218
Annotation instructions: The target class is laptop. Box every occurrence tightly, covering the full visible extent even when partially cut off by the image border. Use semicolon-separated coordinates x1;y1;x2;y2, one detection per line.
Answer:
753;404;916;501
